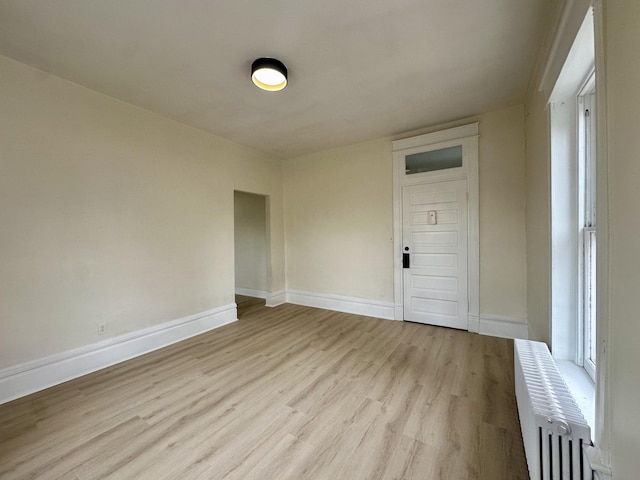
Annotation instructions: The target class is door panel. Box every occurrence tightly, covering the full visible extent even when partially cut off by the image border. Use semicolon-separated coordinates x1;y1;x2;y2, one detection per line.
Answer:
411;231;458;246
412;210;458;225
402;180;468;329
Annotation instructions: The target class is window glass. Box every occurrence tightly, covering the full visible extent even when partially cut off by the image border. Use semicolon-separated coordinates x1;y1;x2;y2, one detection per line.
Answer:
579;85;597;380
405;145;462;174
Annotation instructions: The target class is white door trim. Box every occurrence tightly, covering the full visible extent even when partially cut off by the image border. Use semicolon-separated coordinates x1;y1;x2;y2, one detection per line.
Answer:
392;124;479;330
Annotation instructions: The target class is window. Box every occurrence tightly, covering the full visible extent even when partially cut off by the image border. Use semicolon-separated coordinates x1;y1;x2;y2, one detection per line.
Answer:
549;8;597;378
578;75;597;380
548;5;598;432
404;145;463;174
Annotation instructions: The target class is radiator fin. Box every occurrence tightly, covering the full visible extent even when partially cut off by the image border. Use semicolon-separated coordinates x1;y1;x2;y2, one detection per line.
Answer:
514;339;592;480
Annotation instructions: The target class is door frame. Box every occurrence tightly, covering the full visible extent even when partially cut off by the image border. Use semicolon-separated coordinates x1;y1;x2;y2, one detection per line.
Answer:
392;123;480;331
233;190;272;302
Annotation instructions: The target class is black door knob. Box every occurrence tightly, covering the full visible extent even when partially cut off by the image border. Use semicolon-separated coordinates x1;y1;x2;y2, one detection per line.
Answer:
404;246;409;251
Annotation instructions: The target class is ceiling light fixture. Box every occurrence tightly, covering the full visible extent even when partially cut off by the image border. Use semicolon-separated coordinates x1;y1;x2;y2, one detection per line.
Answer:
251;57;288;92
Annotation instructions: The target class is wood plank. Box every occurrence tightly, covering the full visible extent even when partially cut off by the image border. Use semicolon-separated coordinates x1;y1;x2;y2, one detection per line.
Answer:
0;296;528;479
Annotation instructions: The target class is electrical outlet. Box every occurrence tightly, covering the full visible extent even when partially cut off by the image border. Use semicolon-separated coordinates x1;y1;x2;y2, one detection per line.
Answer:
98;323;107;335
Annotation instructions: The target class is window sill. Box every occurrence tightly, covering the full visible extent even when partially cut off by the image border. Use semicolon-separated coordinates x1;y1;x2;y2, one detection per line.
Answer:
556;359;595;432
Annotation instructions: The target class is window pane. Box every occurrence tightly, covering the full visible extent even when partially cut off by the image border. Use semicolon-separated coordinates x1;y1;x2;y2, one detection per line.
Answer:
405;145;462;174
586;229;597;365
583;92;597;227
579;86;597;380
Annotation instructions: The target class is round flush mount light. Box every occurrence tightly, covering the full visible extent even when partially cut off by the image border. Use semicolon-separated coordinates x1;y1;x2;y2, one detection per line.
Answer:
251;57;288;92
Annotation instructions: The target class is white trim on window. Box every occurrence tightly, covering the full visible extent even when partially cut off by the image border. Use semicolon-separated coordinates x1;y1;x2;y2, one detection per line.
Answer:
577;72;597;382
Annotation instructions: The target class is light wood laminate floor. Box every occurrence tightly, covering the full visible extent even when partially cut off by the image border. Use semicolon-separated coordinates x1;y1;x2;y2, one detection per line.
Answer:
0;296;528;479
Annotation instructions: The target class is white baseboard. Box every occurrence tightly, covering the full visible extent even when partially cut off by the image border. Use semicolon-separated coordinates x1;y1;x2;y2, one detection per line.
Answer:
286;290;395;320
585;446;612;480
527;324;538;341
266;289;286;307
0;303;237;405
478;314;529;339
468;314;480;333
593;471;612;480
394;305;404;321
235;287;268;299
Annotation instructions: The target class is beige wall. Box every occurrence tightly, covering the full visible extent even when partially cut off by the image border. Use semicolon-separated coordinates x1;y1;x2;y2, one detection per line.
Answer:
0;50;529;373
283;139;395;302
604;1;640;476
234;191;268;293
524;88;552;344
477;105;528;318
283;106;528;319
0;55;283;369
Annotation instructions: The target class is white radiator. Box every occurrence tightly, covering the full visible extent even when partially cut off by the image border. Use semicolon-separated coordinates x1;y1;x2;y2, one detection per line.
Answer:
514;339;592;480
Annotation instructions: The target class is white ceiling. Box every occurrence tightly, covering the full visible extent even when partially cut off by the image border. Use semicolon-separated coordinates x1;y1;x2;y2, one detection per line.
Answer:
0;0;551;158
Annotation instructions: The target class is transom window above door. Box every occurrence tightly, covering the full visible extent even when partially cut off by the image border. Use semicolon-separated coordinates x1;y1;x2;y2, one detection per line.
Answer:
405;145;463;174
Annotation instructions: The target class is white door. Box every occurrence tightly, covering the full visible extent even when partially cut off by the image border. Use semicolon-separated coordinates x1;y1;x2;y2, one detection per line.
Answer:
402;180;468;329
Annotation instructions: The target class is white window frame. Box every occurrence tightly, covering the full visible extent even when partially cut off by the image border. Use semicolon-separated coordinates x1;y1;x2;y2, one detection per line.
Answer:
577;73;597;381
541;0;610;461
